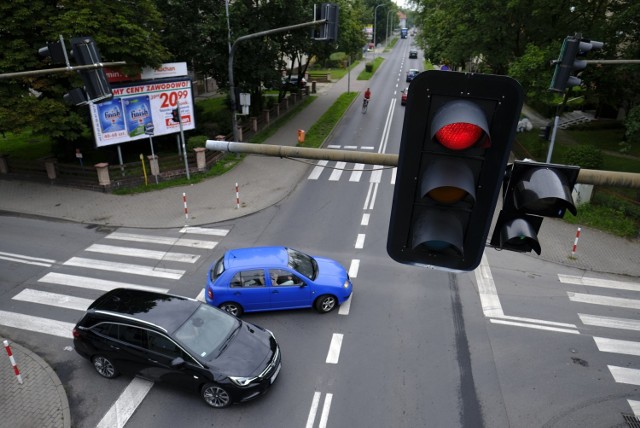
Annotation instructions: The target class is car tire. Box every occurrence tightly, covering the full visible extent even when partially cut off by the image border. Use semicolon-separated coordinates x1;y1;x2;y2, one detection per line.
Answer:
219;302;244;317
92;355;119;379
201;383;232;408
314;295;337;314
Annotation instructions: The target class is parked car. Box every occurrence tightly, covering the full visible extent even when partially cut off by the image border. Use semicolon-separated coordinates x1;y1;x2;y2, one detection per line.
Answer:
406;69;419;82
281;75;306;91
409;49;418;59
205;246;353;316
401;88;408;106
73;288;281;408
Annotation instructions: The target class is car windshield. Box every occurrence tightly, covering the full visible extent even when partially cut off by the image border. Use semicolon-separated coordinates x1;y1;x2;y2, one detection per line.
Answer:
287;247;317;280
174;304;239;360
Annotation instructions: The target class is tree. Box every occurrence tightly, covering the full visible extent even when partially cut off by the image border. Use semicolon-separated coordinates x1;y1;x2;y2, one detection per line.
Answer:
0;0;169;149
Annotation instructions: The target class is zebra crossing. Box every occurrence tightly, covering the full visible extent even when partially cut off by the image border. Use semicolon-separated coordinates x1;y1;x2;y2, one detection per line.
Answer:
0;226;229;339
560;273;640;415
306;145;397;184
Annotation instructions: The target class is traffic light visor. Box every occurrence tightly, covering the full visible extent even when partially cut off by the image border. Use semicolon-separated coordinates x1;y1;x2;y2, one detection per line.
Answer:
497;216;542;255
432;100;490;150
420;158;476;204
412;208;464;255
513;167;577;216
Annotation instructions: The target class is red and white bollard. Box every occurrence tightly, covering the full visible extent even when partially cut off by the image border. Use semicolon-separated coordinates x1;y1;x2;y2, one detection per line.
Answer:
235;183;240;209
3;340;23;384
182;192;189;225
571;227;581;256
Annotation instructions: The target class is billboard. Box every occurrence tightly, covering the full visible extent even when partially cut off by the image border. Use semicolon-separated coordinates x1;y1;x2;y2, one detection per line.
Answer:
89;77;195;147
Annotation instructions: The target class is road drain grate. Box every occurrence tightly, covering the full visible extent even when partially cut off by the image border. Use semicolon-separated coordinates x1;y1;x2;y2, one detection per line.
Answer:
623;413;640;428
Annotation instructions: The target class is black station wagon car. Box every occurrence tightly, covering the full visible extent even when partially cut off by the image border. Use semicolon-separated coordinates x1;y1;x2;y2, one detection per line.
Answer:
73;288;281;408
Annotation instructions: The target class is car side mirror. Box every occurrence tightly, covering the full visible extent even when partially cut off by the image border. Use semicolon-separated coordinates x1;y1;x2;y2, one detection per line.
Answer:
171;357;185;368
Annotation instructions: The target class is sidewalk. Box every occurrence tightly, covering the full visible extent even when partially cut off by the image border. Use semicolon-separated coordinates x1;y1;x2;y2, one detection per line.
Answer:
0;64;638;427
0;339;71;428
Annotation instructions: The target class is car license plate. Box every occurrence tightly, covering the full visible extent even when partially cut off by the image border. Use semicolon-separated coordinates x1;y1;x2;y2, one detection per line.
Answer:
270;363;281;384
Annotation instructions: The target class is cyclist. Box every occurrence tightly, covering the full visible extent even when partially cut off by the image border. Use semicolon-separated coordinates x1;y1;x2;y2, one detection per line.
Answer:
362;88;371;113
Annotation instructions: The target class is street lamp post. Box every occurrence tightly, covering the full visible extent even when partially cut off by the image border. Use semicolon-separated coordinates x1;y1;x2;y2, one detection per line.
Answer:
386;10;394;49
373;4;384;56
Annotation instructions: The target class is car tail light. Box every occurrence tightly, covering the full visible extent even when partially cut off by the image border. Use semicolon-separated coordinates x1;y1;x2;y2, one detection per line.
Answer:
207;288;213;300
72;328;80;338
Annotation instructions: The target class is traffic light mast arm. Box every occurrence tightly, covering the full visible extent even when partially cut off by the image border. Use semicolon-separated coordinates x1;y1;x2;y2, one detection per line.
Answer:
228;18;328;142
0;61;126;79
205;140;640;188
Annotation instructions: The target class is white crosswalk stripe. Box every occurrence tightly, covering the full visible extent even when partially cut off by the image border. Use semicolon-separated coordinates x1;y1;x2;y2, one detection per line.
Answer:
1;227;229;339
106;231;219;249
13;288;93;311
562;273;640;412
64;257;186;279
307;161;394;183
86;244;200;263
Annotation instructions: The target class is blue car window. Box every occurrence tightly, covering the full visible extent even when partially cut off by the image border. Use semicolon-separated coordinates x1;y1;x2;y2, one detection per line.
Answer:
269;269;303;286
241;269;265;287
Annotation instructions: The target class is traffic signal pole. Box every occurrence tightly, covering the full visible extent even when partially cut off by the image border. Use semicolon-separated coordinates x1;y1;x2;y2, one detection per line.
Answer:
228;18;328;142
205;140;640;188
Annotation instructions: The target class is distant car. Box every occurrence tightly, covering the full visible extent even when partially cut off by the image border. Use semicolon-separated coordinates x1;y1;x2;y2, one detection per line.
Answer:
205;246;353;316
73;288;281;408
409;49;418;59
406;69;419;82
281;76;306;91
401;88;408;106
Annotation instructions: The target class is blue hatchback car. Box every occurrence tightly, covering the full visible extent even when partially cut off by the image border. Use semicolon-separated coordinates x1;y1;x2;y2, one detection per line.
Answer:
205;247;353;316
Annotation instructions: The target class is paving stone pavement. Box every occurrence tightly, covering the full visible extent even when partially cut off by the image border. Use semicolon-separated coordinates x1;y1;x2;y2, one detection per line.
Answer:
1;339;70;428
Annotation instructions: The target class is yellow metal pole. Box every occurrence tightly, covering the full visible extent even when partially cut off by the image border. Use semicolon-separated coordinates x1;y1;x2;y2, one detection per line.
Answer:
140;154;148;186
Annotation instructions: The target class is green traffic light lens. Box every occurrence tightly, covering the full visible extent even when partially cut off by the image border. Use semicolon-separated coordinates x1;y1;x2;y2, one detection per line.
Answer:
435;123;483;150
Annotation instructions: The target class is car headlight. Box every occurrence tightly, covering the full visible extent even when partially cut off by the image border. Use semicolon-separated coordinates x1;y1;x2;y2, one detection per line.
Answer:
343;280;350;289
229;375;258;387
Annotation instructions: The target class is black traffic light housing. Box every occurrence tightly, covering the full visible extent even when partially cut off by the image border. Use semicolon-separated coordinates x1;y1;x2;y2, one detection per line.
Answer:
313;3;339;41
38;41;68;64
172;108;180;123
68;36;112;104
549;34;603;92
387;70;524;272
490;161;580;254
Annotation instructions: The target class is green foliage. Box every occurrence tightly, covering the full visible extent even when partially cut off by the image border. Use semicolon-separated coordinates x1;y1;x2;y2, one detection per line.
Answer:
358;57;384;80
186;135;208;151
301;92;359;148
563;145;603;170
625;105;640;145
564;203;638;238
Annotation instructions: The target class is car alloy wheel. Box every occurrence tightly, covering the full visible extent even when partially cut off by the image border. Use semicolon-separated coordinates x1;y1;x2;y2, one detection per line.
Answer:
219;302;243;317
315;295;337;313
92;355;118;379
201;383;231;408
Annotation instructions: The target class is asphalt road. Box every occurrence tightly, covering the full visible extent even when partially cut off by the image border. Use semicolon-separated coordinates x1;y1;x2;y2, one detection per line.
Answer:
1;37;639;428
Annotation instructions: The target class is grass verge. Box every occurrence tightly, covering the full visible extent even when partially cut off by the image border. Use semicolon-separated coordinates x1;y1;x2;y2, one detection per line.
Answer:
300;92;359;148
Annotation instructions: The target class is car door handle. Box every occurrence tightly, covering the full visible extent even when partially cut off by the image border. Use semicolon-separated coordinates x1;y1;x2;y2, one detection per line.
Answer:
110;345;120;350
233;292;241;296
148;359;159;363
272;290;279;294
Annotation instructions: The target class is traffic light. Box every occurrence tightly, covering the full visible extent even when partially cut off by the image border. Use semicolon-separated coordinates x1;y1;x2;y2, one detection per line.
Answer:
549;34;603;92
313;3;339;41
38;41;68;65
489;161;580;254
68;36;112;104
172;108;180;123
387;70;524;272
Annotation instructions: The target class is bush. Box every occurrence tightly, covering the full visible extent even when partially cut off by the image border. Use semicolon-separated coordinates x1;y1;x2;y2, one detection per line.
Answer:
563;145;603;169
365;62;373;72
186;135;208;151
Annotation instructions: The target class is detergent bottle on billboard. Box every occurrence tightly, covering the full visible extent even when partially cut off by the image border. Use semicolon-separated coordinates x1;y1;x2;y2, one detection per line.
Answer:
124;95;153;137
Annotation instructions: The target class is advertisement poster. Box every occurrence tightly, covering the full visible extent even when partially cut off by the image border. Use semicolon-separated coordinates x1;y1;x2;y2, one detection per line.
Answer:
89;77;195;148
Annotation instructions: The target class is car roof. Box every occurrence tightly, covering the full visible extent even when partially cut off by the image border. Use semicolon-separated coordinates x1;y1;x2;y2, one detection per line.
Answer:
224;246;289;270
409;68;419;72
88;288;199;333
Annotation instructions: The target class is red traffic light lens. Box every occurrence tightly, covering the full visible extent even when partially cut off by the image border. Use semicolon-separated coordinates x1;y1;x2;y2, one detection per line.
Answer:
435;123;484;150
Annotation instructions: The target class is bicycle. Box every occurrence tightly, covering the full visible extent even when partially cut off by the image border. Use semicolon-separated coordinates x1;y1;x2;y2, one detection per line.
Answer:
362;98;369;114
